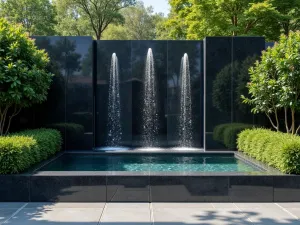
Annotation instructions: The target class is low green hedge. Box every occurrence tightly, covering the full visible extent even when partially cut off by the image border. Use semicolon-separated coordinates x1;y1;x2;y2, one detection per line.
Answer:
238;128;300;174
0;129;62;174
213;123;254;149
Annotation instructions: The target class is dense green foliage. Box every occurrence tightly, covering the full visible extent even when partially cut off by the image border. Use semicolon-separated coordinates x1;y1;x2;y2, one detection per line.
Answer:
243;31;300;134
0;18;53;135
213;123;254;149
1;0;299;40
158;0;300;41
54;0;136;39
0;0;57;35
53;0;93;36
102;2;164;40
238;128;300;174
0;129;62;174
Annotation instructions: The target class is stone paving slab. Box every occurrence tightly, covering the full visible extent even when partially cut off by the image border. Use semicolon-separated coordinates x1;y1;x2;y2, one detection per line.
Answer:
241;207;299;225
153;208;252;225
0;202;300;224
100;207;151;224
279;208;300;219
152;203;213;208
25;202;105;209
0;209;18;224
0;203;26;209
106;203;150;208
234;203;281;209
211;203;237;209
4;208;103;225
278;203;300;208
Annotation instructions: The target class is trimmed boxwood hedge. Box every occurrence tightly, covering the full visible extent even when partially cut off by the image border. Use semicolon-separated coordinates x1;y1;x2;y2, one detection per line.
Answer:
213;123;254;149
238;128;300;174
0;129;62;174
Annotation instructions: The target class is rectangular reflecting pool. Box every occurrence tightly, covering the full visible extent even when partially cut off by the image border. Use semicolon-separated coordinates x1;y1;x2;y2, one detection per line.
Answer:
38;153;263;173
3;152;290;203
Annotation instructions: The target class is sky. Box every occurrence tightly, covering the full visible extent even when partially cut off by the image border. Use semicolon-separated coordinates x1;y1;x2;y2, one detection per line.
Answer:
141;0;170;16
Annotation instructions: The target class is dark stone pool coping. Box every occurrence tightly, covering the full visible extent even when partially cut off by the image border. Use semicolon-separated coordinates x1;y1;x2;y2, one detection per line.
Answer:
1;151;300;202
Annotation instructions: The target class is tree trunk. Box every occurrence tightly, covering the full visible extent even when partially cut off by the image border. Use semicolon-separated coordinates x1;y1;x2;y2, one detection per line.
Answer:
232;15;238;36
283;21;290;36
285;107;290;133
291;109;296;134
0;105;21;136
0;106;9;136
266;112;279;132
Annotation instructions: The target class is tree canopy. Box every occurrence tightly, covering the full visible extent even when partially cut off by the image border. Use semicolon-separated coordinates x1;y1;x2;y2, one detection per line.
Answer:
0;18;53;135
243;31;300;134
102;2;164;40
158;0;300;41
60;0;136;40
0;0;57;35
0;0;299;40
53;0;92;36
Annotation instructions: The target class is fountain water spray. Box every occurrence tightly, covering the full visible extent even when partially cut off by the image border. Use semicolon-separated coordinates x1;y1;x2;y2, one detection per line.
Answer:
107;53;122;146
142;48;158;147
179;53;193;147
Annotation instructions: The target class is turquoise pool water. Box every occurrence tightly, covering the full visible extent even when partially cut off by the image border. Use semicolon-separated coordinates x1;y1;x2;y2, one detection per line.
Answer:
38;154;262;172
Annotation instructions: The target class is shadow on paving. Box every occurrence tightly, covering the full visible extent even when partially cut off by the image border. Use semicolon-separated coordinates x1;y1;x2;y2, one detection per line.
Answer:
3;206;300;225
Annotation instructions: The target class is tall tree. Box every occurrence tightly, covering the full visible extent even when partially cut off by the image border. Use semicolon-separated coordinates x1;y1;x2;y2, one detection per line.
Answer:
103;2;164;40
272;0;300;36
0;0;57;35
72;0;136;40
0;18;53;135
158;0;281;40
53;0;92;36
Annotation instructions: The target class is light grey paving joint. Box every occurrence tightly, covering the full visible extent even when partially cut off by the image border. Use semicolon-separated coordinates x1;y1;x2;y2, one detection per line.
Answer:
275;203;299;220
2;203;28;224
98;202;107;225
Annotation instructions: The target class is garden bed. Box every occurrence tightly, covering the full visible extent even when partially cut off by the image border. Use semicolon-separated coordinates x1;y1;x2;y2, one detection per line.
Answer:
0;129;62;174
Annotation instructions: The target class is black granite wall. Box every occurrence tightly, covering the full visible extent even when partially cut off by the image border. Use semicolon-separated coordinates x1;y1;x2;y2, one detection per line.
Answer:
10;37;268;150
95;41;203;148
11;37;94;150
204;37;266;150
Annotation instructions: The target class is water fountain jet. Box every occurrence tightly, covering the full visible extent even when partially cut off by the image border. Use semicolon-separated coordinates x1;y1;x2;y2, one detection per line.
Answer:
106;53;122;146
179;53;193;147
142;48;158;147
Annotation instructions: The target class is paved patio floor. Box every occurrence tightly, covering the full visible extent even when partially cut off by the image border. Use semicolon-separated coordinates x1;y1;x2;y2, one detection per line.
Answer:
0;202;300;224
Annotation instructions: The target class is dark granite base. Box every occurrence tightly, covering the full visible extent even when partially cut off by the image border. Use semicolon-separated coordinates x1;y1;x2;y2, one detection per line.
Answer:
0;175;30;202
1;174;300;202
150;176;228;202
107;176;149;202
274;176;300;202
229;176;273;202
30;176;106;202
